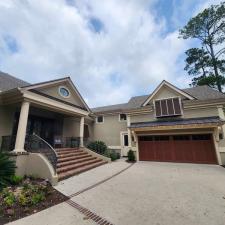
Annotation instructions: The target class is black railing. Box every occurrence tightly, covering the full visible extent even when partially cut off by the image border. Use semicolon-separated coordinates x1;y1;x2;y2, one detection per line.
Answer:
84;138;91;147
25;134;58;174
0;135;16;152
53;136;80;148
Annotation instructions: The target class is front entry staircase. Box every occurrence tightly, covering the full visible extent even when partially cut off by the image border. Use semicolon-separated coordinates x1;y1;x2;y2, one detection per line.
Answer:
56;148;107;181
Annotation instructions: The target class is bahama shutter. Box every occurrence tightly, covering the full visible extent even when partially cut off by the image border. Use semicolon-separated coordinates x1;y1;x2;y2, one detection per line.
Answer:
173;98;181;115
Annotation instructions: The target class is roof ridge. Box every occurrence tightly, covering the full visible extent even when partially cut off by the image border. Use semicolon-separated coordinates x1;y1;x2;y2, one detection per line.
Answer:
21;76;70;88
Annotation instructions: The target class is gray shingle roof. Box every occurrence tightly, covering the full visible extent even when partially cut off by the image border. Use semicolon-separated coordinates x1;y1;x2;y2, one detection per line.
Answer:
92;85;225;113
183;85;225;100
0;71;30;92
130;116;223;128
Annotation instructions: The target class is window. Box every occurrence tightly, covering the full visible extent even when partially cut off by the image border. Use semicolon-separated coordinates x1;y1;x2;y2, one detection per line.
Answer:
173;135;190;141
192;134;211;140
154;97;182;118
154;136;170;141
124;134;129;146
119;114;127;121
96;115;104;123
59;86;70;98
139;136;153;141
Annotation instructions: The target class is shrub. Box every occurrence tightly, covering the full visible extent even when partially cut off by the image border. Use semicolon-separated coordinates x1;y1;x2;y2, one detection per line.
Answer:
31;193;45;205
127;150;136;162
18;193;29;206
116;152;121;159
3;191;16;207
0;153;16;190
87;141;107;155
10;175;23;185
110;151;118;161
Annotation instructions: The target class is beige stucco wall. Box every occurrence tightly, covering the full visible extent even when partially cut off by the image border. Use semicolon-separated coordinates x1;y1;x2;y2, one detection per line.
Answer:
0;105;16;145
38;83;84;108
12;153;58;185
130;112;155;123
93;114;127;146
220;152;225;165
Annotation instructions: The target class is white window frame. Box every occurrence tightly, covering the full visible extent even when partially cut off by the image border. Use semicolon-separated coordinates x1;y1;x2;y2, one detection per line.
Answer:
96;115;104;124
153;96;183;118
58;86;71;98
119;113;127;122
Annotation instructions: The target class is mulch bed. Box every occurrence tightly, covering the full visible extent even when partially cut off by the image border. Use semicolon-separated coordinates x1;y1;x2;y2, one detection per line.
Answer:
0;182;69;225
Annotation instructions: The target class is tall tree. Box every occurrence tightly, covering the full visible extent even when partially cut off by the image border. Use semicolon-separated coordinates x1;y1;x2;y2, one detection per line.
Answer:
179;1;225;92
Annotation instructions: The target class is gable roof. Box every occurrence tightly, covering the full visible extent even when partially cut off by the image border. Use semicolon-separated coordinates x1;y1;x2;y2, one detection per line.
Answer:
0;71;30;92
21;77;91;112
142;80;195;106
92;85;225;113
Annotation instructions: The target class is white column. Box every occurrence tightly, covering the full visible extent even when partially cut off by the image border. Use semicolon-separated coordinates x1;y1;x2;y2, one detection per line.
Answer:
218;106;225;135
14;101;30;152
127;115;132;148
79;116;84;147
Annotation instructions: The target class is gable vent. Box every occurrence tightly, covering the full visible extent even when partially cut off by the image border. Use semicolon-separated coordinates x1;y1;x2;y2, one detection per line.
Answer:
155;97;182;118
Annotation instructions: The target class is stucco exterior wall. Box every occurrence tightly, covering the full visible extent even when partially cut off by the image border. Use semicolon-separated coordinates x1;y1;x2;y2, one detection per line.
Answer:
38;83;84;108
220;152;225;165
0;105;15;145
130;112;155;123
93;114;127;146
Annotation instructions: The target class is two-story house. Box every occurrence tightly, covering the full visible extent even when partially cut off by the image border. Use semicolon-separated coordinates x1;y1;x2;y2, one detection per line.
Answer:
1;72;225;184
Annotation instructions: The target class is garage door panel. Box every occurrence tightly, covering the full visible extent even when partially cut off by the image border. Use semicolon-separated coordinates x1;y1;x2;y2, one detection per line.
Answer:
173;141;193;163
139;134;217;164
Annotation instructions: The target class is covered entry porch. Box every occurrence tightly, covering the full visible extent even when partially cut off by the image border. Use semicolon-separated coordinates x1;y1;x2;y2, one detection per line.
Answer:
0;87;92;184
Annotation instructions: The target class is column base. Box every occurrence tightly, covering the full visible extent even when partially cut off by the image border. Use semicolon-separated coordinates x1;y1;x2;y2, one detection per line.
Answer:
13;149;27;153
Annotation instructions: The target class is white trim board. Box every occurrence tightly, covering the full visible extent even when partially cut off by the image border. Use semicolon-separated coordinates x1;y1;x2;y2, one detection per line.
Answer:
142;80;195;106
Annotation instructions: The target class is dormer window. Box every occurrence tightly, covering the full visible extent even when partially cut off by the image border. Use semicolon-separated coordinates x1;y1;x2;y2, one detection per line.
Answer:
155;97;182;118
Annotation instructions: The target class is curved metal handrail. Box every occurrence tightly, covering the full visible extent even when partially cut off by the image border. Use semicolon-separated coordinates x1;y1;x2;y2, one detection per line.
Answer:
25;134;58;174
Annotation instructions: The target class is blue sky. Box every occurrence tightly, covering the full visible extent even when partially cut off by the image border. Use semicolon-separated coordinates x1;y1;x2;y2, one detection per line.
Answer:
0;0;221;107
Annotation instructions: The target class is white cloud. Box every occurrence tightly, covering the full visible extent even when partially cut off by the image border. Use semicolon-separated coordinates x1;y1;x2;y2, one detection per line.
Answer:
0;0;217;107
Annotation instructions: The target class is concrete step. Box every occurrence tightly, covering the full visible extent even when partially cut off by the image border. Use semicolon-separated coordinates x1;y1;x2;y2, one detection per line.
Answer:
57;156;96;168
57;154;91;163
57;158;102;173
58;161;108;181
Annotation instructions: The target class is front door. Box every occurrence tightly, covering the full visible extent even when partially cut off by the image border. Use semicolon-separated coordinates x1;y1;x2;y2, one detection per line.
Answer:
121;132;129;156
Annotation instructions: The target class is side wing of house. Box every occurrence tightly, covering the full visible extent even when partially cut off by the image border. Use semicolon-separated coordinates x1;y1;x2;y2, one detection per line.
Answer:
130;81;225;165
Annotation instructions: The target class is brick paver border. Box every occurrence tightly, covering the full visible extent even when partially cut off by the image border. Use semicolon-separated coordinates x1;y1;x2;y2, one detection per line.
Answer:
66;162;135;225
67;199;114;225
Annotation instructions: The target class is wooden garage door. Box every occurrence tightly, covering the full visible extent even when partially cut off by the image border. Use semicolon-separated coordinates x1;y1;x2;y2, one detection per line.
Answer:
138;134;217;164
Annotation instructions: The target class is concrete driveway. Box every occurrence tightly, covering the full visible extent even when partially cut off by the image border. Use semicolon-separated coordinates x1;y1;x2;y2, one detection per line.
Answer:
70;161;225;225
9;161;225;225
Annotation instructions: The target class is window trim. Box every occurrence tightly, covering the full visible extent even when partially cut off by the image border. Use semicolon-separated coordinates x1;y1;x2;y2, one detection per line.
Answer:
153;96;183;118
96;115;104;124
119;113;127;122
58;86;71;98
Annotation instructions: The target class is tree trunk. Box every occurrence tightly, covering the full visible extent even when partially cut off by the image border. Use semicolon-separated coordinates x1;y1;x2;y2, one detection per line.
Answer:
209;42;222;92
